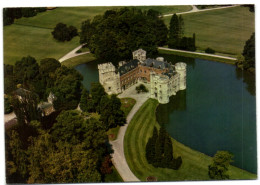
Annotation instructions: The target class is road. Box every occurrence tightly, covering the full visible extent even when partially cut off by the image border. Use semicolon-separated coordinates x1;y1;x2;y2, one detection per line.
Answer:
110;83;150;182
158;47;237;61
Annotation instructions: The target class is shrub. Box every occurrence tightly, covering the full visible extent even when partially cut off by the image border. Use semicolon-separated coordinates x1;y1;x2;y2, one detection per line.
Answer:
136;84;148;93
205;47;215;54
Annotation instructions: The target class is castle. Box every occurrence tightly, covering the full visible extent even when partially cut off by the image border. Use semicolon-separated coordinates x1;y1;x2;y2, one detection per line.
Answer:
98;49;186;104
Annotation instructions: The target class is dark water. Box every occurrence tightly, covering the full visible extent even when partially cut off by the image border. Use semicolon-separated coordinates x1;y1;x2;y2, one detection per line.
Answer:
74;60;102;90
74;55;257;174
156;55;257;174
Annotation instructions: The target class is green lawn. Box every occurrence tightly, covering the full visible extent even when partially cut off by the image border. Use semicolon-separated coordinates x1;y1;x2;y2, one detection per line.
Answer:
61;53;97;68
124;99;257;181
163;6;255;57
4;6;191;66
107;98;136;141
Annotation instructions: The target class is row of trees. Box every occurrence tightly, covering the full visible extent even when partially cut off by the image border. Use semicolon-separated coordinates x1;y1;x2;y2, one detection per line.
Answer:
145;126;182;170
4;8;47;26
80;8;168;63
168;14;196;51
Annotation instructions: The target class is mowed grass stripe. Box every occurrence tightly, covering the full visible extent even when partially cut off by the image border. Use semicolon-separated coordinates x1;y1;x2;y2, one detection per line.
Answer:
124;100;153;177
129;102;152;176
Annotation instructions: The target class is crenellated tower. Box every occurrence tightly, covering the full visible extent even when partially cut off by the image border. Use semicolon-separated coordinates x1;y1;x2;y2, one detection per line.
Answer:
98;62;121;94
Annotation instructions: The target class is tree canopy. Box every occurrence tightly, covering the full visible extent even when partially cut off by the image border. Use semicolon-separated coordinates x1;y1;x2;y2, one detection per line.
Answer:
52;23;78;42
80;8;168;63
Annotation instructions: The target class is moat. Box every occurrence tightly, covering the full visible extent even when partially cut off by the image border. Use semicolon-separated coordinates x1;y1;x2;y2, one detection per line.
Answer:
75;54;256;174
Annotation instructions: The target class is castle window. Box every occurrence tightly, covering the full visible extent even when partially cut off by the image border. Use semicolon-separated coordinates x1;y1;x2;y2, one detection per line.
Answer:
108;87;111;90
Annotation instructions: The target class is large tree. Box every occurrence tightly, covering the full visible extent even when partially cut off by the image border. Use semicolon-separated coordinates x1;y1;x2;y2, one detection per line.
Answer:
10;88;40;125
52;23;78;42
208;151;233;180
51;66;83;111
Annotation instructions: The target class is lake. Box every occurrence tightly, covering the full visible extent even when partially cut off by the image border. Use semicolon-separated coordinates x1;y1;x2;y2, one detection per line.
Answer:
75;54;257;174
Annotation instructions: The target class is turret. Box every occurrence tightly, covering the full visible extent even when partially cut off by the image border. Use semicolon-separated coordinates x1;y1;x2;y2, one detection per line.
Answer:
133;49;146;62
175;62;187;90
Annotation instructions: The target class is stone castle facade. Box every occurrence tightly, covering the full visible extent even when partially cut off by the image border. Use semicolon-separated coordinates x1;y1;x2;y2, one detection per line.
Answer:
98;49;186;104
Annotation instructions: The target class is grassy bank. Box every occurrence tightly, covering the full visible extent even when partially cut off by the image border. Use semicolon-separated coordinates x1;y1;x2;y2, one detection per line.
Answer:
163;6;254;56
158;49;236;64
124;99;256;181
61;53;97;68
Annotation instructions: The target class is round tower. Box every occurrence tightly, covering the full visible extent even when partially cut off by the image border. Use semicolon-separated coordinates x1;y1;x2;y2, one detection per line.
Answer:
175;62;187;90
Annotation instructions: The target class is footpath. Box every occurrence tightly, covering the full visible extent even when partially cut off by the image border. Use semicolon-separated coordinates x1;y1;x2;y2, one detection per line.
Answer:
110;83;150;182
158;47;237;61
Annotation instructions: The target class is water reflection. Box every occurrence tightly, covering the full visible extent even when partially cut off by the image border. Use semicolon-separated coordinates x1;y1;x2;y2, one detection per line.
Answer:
235;68;255;96
156;90;187;126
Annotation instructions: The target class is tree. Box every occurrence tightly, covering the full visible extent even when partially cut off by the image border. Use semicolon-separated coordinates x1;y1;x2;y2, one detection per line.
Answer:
52;23;78;42
14;56;39;85
10;88;40;125
51;110;85;144
145;127;158;163
51;66;83;111
242;32;255;70
8;130;29;181
168;14;180;48
99;94;126;130
208;151;233;180
90;82;106;112
168;14;196;51
80;88;89;112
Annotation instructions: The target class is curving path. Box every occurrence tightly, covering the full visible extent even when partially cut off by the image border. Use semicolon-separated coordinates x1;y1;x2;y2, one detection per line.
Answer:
162;5;239;17
110;83;150;182
158;47;237;61
58;44;90;62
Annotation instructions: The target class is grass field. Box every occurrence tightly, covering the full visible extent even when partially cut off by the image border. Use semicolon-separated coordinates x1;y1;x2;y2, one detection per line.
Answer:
61;53;96;68
4;6;191;65
163;6;255;57
124;99;257;181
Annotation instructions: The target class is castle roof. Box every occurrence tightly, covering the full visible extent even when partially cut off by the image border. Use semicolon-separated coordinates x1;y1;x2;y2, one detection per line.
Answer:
142;58;171;69
118;59;139;75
